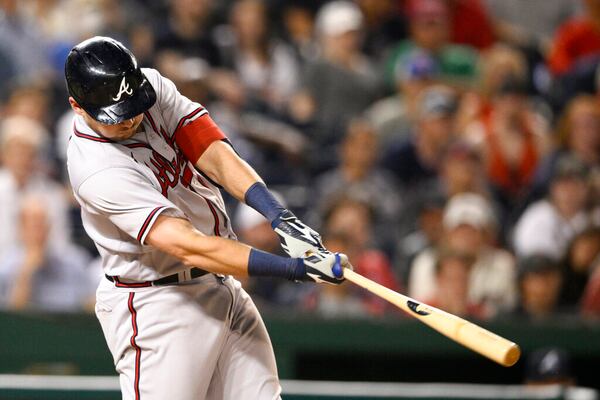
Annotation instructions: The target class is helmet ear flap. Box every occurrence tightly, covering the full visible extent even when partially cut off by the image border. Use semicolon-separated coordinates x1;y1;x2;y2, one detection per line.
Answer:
64;36;156;125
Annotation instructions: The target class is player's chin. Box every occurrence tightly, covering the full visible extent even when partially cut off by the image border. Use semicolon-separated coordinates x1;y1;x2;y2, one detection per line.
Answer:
112;127;138;141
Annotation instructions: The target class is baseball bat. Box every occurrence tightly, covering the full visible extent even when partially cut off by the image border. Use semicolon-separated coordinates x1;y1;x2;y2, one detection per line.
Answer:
343;269;521;367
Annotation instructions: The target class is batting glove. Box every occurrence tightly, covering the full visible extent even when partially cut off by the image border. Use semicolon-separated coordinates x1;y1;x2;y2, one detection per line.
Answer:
273;210;325;258
302;251;351;285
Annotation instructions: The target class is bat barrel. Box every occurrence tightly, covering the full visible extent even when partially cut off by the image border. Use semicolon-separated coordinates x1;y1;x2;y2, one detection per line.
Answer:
453;319;521;367
343;269;521;367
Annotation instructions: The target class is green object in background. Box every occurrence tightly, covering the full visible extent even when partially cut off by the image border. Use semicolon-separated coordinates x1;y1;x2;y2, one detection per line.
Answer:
1;312;600;388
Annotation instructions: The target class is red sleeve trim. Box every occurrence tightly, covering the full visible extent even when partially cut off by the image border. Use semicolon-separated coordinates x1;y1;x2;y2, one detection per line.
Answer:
174;114;227;164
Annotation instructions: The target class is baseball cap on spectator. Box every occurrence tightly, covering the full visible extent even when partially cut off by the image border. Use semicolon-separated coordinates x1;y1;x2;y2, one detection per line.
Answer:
406;0;449;21
315;1;363;36
443;193;496;231
525;347;573;384
394;49;440;84
517;254;561;280
417;86;457;119
552;154;589;182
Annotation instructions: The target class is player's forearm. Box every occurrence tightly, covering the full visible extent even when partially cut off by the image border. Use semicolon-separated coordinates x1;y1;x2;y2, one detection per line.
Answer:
147;216;252;276
195;141;262;202
180;235;252;276
147;215;307;280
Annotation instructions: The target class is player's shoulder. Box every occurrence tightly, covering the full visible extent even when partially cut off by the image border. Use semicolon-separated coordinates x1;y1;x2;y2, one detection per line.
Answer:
141;67;162;89
67;118;138;192
141;67;176;111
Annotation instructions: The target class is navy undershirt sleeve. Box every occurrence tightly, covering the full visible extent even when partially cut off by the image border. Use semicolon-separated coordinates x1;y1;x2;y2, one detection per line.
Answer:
244;182;286;224
248;249;306;281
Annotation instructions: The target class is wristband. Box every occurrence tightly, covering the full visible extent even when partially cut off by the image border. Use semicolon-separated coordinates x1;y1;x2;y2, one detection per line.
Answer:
248;248;306;281
244;182;286;224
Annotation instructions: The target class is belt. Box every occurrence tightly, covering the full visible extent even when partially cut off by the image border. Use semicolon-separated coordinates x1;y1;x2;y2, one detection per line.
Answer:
105;268;210;288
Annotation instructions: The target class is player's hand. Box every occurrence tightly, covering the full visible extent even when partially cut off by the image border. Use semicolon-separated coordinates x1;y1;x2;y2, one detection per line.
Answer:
273;210;325;258
302;251;351;285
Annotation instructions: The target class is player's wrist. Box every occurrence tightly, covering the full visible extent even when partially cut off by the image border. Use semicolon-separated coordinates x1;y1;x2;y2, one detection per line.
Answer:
247;248;305;281
244;182;287;225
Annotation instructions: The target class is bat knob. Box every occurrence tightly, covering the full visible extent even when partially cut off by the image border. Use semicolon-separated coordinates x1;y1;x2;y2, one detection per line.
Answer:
332;253;343;278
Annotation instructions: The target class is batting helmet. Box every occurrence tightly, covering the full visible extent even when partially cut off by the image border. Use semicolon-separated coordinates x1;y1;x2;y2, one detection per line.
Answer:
65;36;156;125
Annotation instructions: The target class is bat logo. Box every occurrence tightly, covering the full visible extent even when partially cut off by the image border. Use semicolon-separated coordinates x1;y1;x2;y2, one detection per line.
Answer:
112;77;133;101
407;300;430;316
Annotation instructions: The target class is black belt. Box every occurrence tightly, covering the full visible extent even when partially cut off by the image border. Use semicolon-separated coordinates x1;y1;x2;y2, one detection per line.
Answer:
105;268;209;288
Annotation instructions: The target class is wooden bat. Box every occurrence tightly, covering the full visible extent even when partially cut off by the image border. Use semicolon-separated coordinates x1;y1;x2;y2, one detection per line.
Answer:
343;269;521;367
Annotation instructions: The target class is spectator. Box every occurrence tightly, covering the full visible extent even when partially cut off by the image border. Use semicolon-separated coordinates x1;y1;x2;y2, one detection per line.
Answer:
289;0;381;163
397;140;495;261
314;119;401;233
385;0;479;89
397;195;445;282
366;48;439;145
514;254;564;320
409;193;516;316
0;196;93;312
547;0;600;76
463;75;548;220
438;141;491;199
426;249;487;319
532;95;600;200
0;117;71;259
3;84;52;126
307;197;400;317
469;44;529;106
383;85;457;189
0;0;51;93
456;44;530;137
218;0;300;113
557;95;600;168
561;228;600;308
280;2;318;64
513;154;592;261
154;0;221;66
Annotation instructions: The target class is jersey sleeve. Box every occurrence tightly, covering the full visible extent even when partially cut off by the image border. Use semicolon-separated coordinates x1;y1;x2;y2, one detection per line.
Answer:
152;69;227;164
77;167;187;245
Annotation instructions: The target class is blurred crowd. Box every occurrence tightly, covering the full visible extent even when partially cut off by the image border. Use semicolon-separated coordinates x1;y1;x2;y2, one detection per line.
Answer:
0;0;599;322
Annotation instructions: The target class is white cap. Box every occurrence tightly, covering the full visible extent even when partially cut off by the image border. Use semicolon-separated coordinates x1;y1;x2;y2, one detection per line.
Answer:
0;116;48;152
315;1;363;36
443;193;496;230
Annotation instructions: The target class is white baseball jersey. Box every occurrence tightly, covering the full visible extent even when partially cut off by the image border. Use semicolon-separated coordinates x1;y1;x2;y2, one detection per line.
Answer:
68;68;236;281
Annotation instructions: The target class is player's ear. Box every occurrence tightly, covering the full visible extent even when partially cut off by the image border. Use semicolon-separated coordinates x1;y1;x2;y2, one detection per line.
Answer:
69;97;85;116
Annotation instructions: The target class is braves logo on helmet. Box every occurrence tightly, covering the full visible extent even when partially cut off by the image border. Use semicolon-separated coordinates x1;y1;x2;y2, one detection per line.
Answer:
112;77;134;101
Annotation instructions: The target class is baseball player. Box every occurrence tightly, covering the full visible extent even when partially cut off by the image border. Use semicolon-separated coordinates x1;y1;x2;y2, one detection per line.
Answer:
64;36;349;400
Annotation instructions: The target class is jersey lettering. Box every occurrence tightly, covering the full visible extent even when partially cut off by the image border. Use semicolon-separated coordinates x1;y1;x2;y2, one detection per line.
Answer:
142;117;194;196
